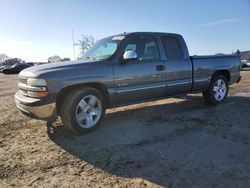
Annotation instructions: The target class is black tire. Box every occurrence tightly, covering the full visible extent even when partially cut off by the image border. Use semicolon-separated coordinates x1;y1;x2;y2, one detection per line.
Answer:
60;87;105;134
3;70;8;74
203;74;229;105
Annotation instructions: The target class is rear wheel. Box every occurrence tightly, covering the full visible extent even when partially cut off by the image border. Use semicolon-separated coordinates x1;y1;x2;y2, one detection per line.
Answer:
60;88;105;134
203;74;228;105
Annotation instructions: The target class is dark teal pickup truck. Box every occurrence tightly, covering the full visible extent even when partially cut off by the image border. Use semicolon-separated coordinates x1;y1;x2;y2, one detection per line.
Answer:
15;32;241;133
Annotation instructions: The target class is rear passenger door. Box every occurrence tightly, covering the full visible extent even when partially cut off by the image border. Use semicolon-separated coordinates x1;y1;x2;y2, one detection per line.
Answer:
113;35;167;105
161;36;192;96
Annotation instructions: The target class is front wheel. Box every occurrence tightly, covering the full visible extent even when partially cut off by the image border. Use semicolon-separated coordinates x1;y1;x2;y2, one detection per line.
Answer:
203;74;228;105
60;88;105;134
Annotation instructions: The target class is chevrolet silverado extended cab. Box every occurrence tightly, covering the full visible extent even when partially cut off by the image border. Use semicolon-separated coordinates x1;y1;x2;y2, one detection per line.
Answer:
15;32;241;133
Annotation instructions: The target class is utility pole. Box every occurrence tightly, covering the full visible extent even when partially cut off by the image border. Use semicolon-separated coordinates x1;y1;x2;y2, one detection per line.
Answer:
72;30;76;60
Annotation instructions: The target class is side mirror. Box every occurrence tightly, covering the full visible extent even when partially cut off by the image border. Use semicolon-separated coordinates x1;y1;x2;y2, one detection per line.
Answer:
122;50;138;62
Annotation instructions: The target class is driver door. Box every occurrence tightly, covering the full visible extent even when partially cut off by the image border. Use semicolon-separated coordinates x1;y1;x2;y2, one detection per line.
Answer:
113;35;167;105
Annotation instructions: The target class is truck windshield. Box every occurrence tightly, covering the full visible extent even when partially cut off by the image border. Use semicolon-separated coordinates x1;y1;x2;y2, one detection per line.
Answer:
83;36;125;60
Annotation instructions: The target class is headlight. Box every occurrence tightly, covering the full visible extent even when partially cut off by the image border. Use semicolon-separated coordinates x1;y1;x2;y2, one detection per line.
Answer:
25;78;47;98
27;78;47;86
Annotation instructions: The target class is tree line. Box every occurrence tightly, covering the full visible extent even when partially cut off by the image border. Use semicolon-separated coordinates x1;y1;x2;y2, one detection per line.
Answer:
0;54;72;65
0;35;96;65
47;35;95;62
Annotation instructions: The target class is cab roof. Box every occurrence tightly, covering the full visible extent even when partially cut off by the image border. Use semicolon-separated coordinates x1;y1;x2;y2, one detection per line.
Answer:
114;32;181;37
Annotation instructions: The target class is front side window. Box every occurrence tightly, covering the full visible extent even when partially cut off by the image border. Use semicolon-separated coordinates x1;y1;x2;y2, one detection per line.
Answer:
161;36;184;59
83;36;124;60
124;36;160;60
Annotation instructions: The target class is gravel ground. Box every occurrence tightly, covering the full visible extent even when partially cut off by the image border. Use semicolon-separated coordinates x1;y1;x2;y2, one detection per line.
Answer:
0;70;250;188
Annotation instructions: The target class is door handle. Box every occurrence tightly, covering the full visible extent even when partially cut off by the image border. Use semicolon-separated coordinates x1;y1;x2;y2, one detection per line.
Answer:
156;65;164;71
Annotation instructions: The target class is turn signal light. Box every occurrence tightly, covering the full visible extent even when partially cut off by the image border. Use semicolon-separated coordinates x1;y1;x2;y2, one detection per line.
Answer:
27;91;48;98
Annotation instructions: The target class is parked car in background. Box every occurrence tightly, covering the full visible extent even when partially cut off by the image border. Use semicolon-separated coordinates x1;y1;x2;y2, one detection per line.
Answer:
0;64;12;72
241;60;250;68
0;65;6;72
15;32;241;134
27;63;34;66
2;63;33;74
27;62;48;66
34;63;48;66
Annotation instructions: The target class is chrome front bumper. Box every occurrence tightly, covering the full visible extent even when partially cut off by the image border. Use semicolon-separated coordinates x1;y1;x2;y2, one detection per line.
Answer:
15;91;57;121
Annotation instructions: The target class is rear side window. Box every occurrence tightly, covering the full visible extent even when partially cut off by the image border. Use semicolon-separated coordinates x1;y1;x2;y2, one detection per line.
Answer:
161;37;184;59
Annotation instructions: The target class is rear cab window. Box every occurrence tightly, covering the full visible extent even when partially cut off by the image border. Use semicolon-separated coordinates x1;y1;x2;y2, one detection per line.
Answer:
161;36;184;60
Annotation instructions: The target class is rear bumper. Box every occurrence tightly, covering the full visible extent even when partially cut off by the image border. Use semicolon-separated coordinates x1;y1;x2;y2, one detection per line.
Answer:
15;91;57;121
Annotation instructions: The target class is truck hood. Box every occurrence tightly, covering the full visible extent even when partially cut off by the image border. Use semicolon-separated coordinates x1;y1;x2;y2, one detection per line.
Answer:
19;60;97;78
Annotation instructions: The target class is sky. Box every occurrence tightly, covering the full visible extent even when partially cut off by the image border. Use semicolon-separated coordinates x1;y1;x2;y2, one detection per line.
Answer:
0;0;249;62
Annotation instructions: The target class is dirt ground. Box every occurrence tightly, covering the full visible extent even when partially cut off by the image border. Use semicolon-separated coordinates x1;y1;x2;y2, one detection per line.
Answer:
0;70;250;188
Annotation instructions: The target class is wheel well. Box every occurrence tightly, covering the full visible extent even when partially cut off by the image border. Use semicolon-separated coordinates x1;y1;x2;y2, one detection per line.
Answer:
212;70;230;82
56;83;110;115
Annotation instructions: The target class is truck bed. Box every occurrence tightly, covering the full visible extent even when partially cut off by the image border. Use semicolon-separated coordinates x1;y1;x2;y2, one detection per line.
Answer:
190;55;241;91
